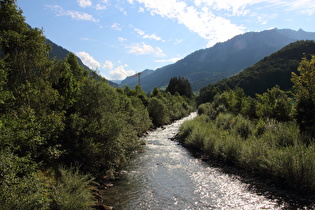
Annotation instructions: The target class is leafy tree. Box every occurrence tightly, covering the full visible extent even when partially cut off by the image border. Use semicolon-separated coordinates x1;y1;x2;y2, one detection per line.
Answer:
0;0;64;161
256;85;292;122
148;97;170;126
291;56;315;136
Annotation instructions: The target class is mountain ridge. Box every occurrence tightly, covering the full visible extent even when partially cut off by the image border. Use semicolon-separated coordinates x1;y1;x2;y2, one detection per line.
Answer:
120;28;315;92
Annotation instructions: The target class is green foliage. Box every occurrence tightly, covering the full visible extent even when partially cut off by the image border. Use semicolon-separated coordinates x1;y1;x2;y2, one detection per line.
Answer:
166;76;194;99
291;56;315;136
0;150;50;210
256;85;293;122
50;166;95;209
148;97;170;126
148;87;195;127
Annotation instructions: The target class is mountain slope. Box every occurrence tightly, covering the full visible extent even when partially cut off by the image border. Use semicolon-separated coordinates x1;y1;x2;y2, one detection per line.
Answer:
121;28;315;92
198;40;315;103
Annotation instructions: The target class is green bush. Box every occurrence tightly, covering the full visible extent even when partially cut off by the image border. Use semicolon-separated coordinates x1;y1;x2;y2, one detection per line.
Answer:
50;166;95;209
215;113;235;130
234;115;254;139
261;120;299;148
0;150;50;210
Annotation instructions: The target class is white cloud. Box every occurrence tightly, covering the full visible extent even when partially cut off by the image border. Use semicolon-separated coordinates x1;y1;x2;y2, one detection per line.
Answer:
132;0;315;45
76;52;100;70
66;10;98;22
139;7;145;12
95;0;109;10
155;57;182;63
118;37;127;42
143;34;162;41
135;28;145;36
118;6;127;15
77;0;92;8
103;60;114;69
46;5;98;22
174;39;183;44
127;42;165;56
96;3;107;10
111;23;122;31
110;65;135;80
134;28;163;41
134;0;244;45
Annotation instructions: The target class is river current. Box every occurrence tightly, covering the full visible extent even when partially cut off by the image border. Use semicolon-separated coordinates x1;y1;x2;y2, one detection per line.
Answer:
101;112;287;209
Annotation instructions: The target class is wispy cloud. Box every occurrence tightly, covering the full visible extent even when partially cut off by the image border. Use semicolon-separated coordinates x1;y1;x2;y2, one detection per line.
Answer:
174;39;183;45
134;28;163;41
135;28;145;36
111;23;122;31
96;4;107;10
77;0;92;8
273;0;315;15
143;34;162;41
127;42;165;56
95;0;109;10
118;37;127;42
76;52;100;70
46;5;98;22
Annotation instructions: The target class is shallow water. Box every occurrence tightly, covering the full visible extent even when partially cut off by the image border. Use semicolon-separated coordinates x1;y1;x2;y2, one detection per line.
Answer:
101;112;286;209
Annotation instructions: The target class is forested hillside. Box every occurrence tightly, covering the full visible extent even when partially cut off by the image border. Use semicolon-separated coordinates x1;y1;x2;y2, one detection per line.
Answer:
199;40;315;103
0;1;195;208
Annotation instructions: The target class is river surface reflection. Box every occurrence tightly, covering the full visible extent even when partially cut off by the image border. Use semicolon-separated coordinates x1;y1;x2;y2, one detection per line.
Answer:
101;112;286;209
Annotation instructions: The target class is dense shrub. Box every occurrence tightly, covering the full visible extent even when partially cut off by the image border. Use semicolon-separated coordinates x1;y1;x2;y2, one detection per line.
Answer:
179;105;315;192
50;167;95;209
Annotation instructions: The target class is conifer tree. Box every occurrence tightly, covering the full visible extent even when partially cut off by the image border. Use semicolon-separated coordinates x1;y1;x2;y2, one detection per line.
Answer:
166;76;193;99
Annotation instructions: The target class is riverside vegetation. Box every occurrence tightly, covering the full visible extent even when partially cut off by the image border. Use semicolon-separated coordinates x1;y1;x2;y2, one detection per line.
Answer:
179;55;315;194
0;1;195;209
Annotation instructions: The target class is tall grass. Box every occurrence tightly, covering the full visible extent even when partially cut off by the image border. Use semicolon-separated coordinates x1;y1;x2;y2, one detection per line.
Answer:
179;113;315;192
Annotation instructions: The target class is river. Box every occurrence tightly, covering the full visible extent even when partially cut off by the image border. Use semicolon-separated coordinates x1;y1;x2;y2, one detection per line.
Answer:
100;112;304;209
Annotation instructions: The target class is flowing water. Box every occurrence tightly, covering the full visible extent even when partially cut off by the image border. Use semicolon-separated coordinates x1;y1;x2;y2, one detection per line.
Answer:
101;112;289;209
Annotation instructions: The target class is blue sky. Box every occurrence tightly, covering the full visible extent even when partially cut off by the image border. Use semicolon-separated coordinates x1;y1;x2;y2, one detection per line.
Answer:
17;0;315;81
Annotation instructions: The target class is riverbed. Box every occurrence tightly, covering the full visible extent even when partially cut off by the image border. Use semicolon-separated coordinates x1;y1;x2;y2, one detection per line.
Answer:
100;112;310;209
